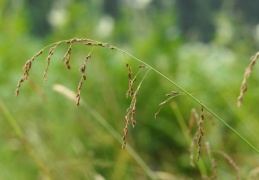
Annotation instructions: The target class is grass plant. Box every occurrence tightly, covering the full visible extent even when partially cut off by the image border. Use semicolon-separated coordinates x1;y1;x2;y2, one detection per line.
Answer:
15;37;259;179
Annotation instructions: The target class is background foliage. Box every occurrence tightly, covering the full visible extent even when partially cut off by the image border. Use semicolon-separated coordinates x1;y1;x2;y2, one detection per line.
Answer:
1;0;259;179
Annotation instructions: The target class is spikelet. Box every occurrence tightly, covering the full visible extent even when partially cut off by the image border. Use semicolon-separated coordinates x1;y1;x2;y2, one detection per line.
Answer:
122;65;150;148
122;115;130;149
76;54;91;106
62;44;72;70
15;48;45;96
197;105;204;161
43;42;61;82
237;52;259;107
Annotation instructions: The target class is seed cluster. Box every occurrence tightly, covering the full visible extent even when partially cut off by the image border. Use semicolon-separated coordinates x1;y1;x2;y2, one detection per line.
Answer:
76;54;91;106
237;52;259;107
15;49;44;96
126;63;136;98
43;42;61;82
16;38;95;99
197;105;204;160
122;64;149;148
122;115;130;149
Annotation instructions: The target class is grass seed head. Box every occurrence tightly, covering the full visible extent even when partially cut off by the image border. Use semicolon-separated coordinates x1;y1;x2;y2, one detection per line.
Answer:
75;54;91;106
122;115;130;149
43;44;60;82
238;52;259;107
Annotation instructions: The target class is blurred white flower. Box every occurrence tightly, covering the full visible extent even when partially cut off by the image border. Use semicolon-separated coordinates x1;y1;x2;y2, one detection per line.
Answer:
48;8;67;28
96;15;114;38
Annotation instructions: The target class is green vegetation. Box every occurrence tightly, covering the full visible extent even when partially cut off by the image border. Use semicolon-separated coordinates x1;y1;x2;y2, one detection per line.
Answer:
1;1;259;179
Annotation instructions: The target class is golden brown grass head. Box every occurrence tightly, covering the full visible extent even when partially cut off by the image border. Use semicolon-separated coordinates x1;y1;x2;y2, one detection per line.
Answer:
43;42;61;82
76;54;91;106
238;52;259;107
122;64;150;148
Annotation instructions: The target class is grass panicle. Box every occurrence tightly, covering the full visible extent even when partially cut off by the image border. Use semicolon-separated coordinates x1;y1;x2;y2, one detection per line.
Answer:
126;63;135;98
122;115;130;149
43;42;61;82
16;37;259;158
238;52;259;107
62;44;72;70
123;67;151;148
76;54;91;106
155;91;184;119
15;48;44;96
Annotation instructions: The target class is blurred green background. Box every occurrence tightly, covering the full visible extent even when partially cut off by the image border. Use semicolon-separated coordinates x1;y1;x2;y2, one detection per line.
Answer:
1;0;259;179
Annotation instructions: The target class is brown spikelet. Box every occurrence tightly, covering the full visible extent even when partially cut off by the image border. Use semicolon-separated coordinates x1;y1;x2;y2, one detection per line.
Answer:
137;65;146;68
122;67;150;148
35;50;43;57
62;45;72;70
43;42;60;82
128;84;141;127
109;46;116;50
123;85;141;148
237;52;259;107
122;115;130;149
66;37;88;44
197;105;204;161
126;63;135;98
76;54;91;106
15;47;47;96
15;60;33;96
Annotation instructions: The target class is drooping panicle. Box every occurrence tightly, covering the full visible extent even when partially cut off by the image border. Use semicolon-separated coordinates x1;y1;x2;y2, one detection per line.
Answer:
43;42;61;82
76;54;91;106
238;52;259;107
